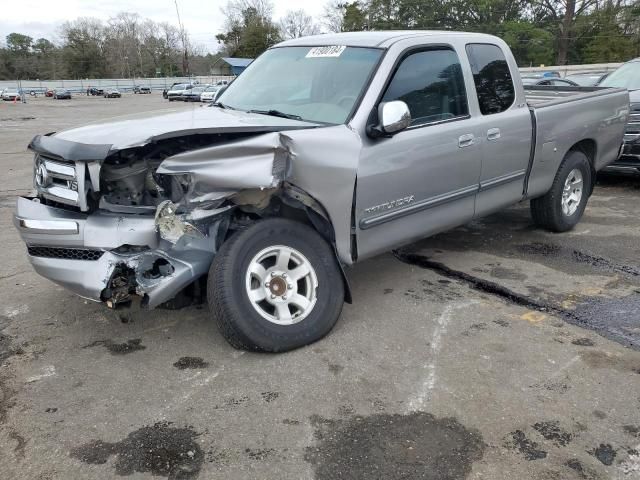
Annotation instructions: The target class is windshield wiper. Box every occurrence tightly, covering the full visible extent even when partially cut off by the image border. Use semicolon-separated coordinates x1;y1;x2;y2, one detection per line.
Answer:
247;109;303;121
212;102;235;110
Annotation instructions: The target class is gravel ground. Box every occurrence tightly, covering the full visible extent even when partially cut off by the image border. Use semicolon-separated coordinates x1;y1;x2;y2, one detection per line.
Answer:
1;94;639;480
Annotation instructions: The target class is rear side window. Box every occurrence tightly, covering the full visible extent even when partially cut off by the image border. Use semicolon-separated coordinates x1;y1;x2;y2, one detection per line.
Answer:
382;49;468;126
466;44;515;115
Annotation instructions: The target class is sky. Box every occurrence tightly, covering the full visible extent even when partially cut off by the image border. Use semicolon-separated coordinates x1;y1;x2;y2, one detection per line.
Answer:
0;0;327;53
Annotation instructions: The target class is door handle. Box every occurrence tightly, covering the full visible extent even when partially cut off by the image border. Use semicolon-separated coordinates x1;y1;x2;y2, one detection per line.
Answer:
458;134;475;148
487;128;501;141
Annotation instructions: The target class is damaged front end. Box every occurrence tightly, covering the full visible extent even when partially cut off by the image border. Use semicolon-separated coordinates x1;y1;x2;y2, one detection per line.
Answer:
15;130;296;309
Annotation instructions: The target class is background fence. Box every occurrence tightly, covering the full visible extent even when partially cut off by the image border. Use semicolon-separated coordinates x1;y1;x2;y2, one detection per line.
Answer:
0;76;236;95
0;62;625;95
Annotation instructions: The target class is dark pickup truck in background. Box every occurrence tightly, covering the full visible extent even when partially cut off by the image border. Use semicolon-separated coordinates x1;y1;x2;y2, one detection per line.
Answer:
597;57;640;173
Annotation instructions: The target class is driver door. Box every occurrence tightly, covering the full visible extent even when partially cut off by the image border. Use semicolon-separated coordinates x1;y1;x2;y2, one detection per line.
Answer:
355;46;484;259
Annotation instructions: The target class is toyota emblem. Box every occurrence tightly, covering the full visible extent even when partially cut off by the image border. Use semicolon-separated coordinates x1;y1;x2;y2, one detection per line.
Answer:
35;162;49;188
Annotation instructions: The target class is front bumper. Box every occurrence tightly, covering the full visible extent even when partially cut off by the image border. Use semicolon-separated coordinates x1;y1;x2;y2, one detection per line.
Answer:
605;104;640;174
14;196;216;308
603;141;640;174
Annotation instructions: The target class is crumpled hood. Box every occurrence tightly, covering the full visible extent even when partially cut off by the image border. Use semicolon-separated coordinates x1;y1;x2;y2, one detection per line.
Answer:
52;106;320;150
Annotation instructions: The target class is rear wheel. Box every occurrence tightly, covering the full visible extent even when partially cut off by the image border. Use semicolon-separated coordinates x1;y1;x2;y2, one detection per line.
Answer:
208;218;345;352
530;150;592;232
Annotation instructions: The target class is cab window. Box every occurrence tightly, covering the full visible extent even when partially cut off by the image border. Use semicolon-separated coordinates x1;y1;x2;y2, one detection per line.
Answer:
381;48;468;127
465;43;515;115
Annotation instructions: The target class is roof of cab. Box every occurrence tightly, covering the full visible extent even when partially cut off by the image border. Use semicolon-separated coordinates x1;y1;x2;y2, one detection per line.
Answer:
275;30;500;49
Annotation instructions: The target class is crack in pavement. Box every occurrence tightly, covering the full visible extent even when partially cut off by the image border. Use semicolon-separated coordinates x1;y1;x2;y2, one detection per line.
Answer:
517;242;640;278
0;270;30;281
392;249;639;351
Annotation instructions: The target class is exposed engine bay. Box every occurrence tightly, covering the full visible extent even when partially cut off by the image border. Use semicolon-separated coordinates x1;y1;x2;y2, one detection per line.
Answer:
23;128;341;310
97;133;257;212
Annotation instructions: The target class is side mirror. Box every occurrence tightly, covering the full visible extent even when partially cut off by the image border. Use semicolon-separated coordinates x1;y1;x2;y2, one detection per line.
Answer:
368;100;411;138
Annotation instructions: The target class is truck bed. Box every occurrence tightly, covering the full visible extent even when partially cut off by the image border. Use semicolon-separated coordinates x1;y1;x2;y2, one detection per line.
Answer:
524;85;629;200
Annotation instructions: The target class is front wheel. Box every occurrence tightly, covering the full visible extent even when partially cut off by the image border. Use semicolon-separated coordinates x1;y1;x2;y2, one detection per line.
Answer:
530;150;592;232
208;218;345;352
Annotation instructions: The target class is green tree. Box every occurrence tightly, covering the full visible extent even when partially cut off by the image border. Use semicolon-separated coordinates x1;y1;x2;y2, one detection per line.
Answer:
217;0;281;57
6;33;33;53
322;2;367;32
500;21;555;66
343;2;369;30
60;18;107;78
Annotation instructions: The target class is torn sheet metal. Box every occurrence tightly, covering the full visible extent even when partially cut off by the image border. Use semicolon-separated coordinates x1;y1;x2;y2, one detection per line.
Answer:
157;132;290;202
102;247;216;309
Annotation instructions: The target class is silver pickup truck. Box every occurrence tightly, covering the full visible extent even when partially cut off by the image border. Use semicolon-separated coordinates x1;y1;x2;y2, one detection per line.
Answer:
14;31;629;352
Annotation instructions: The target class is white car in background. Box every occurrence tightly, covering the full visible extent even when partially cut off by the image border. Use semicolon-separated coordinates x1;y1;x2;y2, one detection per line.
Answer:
2;88;21;101
200;85;223;102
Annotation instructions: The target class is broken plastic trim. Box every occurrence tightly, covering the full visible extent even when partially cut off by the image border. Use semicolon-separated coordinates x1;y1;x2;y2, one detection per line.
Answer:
155;201;205;244
154;200;233;244
29;134;112;162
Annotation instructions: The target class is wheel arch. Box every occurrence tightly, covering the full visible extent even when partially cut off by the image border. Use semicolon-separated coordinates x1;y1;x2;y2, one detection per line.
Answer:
226;184;353;304
568;139;597;194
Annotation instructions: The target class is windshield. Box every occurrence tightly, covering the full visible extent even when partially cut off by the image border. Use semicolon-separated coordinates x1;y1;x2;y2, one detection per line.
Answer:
217;46;383;124
599;62;640;90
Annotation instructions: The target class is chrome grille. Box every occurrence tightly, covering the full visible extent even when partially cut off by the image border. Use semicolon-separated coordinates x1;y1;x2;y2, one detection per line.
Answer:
27;245;104;261
34;155;82;207
618;103;640;164
624;103;640;143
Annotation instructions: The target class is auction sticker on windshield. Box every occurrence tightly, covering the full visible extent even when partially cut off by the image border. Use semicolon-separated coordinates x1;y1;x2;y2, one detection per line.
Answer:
306;46;347;58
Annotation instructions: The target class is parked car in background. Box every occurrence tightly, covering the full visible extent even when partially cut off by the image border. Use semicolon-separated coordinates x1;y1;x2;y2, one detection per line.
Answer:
104;88;121;98
182;86;205;102
598;58;640;174
53;89;72;100
200;85;222;102
45;88;55;97
134;85;151;94
522;77;579;87
565;72;609;86
163;82;182;99
87;87;104;96
166;83;194;101
2;88;21;101
14;31;629;352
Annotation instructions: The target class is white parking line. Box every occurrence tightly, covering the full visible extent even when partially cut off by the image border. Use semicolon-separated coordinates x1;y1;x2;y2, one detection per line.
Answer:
407;301;476;412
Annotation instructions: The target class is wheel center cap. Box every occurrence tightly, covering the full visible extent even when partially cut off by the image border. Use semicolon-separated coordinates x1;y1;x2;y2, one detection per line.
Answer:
269;276;287;296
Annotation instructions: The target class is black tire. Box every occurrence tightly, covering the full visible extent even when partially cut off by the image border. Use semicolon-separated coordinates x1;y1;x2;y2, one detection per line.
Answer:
208;218;345;352
530;149;592;232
